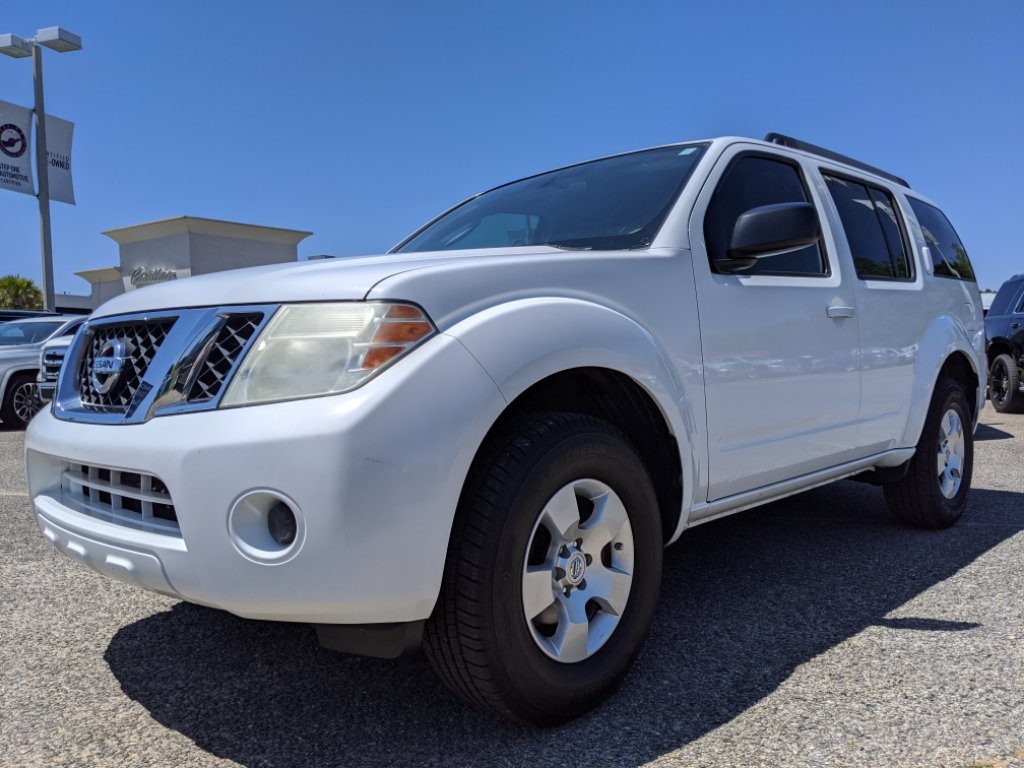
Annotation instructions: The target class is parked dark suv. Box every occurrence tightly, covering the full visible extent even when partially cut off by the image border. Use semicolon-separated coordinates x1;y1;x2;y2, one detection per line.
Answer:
985;274;1024;412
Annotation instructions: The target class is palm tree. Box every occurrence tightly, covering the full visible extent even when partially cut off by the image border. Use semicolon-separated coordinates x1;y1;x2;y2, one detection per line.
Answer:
0;275;44;310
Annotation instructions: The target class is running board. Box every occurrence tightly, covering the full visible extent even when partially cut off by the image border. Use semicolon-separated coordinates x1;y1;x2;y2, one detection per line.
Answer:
684;448;916;529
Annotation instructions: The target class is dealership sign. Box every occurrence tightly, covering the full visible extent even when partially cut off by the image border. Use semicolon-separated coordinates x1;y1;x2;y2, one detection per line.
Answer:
123;266;192;291
0;99;75;204
0;99;34;197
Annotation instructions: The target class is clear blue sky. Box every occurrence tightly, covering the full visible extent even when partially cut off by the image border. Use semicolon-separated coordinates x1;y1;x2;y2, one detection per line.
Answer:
1;1;1021;295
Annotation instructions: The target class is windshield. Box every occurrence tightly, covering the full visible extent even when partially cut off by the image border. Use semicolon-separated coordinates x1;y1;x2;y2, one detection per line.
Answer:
0;321;64;346
396;143;708;253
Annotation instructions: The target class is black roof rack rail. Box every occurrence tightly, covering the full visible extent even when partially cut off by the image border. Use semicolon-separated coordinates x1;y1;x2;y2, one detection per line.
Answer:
763;133;910;189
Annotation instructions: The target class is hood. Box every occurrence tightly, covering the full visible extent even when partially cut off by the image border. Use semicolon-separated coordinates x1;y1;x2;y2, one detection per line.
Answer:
90;246;566;319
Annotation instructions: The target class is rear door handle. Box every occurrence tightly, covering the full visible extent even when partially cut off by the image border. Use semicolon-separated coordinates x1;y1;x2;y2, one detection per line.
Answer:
826;305;856;319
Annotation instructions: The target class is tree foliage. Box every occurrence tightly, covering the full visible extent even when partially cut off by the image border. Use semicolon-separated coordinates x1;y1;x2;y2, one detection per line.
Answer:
0;275;44;310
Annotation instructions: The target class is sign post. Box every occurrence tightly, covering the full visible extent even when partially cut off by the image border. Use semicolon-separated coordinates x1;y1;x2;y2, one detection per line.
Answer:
33;43;55;312
0;26;82;313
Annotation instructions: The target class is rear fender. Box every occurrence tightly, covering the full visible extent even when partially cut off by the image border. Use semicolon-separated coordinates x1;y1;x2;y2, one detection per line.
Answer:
902;313;984;445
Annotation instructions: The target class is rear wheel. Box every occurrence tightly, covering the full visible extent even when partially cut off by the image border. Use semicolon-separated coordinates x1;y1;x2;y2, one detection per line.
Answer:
990;354;1024;413
1;373;40;429
884;377;973;529
424;412;662;725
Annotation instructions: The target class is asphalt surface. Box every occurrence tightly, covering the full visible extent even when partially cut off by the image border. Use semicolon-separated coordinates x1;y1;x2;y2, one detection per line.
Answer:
1;406;1022;768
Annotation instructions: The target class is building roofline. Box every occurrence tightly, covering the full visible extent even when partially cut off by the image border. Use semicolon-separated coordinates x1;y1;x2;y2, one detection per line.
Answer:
102;216;313;246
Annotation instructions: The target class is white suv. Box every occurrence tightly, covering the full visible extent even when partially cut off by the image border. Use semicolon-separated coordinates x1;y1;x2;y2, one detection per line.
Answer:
0;315;84;428
26;134;984;725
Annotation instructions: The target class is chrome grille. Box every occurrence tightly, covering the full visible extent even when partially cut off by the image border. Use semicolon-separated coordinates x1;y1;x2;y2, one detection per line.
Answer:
78;319;176;412
186;313;263;402
41;347;67;382
61;462;180;536
54;305;275;425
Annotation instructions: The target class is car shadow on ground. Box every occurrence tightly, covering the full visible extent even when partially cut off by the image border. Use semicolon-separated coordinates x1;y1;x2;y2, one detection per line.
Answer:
104;482;1024;768
975;422;1015;441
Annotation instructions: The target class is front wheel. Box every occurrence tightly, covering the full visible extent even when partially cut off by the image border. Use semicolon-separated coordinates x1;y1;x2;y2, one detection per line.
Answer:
1;373;41;429
884;377;973;529
424;412;663;725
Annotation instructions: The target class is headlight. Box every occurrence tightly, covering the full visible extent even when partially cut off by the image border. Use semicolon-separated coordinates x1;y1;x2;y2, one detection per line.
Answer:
221;302;435;407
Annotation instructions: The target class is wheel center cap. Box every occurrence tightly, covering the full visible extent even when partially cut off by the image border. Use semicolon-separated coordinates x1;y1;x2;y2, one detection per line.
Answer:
565;551;586;585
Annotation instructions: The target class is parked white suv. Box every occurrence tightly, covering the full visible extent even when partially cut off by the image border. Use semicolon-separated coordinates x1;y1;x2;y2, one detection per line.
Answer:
35;331;77;406
26;134;984;724
0;314;85;428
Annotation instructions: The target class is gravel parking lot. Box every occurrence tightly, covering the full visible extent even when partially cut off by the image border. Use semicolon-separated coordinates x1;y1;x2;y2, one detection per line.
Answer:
1;405;1022;768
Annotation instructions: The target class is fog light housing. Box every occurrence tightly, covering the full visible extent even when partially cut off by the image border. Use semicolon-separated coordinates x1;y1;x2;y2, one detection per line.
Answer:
228;490;304;563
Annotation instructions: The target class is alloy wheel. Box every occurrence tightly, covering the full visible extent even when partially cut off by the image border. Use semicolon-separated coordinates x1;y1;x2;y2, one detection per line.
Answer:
522;478;634;663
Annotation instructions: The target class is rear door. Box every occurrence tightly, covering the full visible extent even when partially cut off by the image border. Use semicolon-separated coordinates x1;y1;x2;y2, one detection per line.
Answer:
817;170;924;453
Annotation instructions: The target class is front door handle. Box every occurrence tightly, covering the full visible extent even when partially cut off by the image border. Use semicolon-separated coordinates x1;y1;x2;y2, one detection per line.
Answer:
1012;322;1021;329
826;305;856;319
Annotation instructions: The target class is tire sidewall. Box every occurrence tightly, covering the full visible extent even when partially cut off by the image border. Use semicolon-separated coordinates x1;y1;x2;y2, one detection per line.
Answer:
990;355;1020;413
488;428;662;719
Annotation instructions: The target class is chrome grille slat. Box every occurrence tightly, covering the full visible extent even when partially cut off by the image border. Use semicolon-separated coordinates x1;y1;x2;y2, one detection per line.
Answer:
186;312;263;402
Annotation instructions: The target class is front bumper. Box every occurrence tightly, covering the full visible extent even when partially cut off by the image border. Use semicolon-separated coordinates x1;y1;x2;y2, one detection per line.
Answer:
26;334;504;624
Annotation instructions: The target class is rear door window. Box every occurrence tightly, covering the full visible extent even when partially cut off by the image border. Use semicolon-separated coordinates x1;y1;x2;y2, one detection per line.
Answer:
823;174;911;280
907;198;976;281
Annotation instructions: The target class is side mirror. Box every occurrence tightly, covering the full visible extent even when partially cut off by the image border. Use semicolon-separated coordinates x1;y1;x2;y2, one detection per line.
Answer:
718;202;821;272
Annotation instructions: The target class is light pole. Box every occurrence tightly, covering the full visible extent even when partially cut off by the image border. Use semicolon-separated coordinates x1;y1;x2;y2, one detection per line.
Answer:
0;27;82;313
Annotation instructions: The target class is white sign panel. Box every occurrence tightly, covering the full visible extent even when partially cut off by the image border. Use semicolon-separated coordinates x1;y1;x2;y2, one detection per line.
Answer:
0;99;34;197
45;114;75;205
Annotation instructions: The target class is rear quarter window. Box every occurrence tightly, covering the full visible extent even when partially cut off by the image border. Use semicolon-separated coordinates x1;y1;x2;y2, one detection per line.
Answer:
907;198;976;282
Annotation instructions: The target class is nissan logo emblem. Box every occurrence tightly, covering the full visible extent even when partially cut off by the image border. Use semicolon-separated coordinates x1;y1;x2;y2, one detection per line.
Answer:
91;338;130;394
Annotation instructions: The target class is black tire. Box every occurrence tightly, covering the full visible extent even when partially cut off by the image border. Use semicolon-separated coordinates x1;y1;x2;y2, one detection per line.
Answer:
424;412;663;726
990;353;1024;413
1;373;40;429
884;377;973;529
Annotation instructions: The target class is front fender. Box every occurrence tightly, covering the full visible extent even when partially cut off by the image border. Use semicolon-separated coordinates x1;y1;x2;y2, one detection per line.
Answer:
901;313;984;446
445;298;699;539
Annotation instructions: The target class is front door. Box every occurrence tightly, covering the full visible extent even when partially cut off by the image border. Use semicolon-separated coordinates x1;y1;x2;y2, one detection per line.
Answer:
689;147;862;501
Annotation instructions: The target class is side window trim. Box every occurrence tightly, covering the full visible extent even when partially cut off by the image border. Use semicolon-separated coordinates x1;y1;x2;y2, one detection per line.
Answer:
704;150;831;279
819;168;915;283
